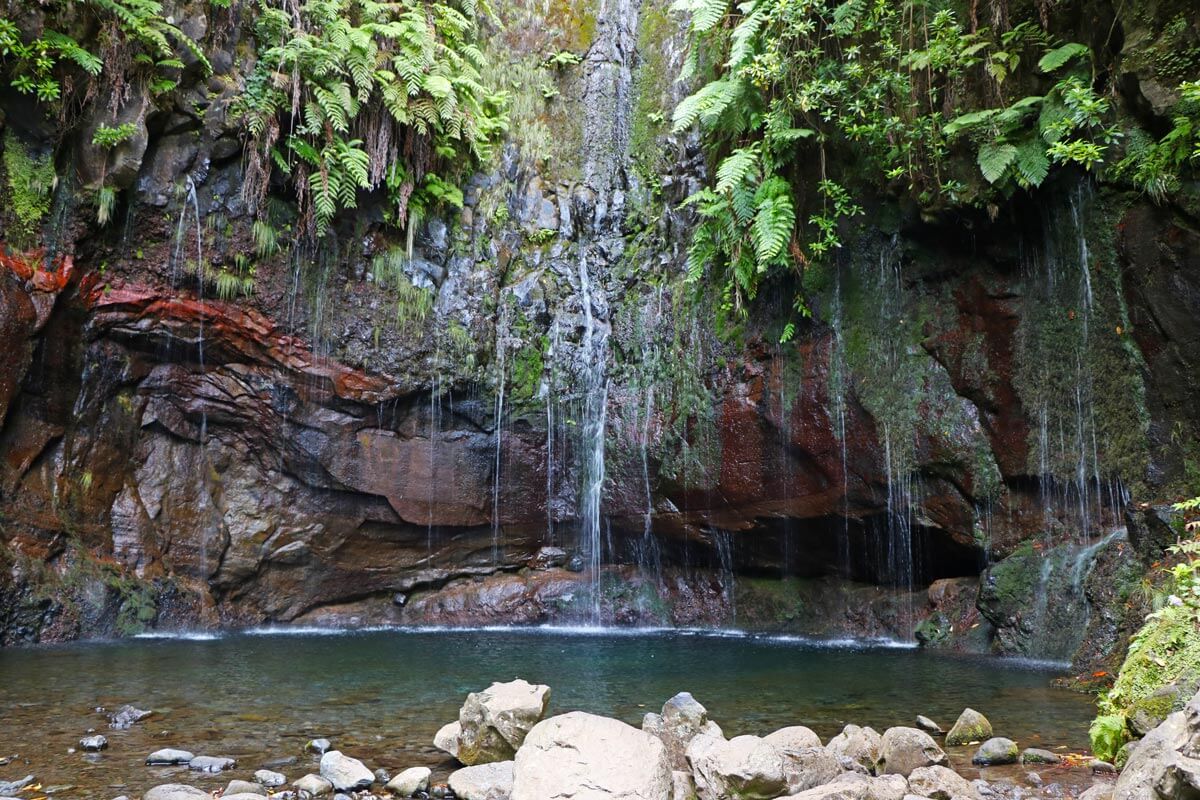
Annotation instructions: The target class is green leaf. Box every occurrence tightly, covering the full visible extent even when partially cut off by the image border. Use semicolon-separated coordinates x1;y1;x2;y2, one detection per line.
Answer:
978;141;1018;183
715;144;760;193
1038;42;1089;73
1014;139;1050;186
944;108;999;137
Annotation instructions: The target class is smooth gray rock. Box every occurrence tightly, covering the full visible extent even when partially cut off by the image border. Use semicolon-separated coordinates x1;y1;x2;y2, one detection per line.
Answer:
142;785;209;800
146;750;195;766
293;774;334;797
782;747;843;793
189;756;236;773
434;722;462;760
319;751;374;791
80;735;108;752
876;727;947;777
915;716;943;734
254;771;287;788
0;778;33;796
687;733;787;800
447;762;513;800
907;765;980;799
222;794;268;800
226;780;264;795
385;767;431;796
971;738;1018;766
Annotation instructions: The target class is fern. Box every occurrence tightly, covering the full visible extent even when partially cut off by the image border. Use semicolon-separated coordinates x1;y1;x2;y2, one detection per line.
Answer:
716;145;760;193
978;141;1018;183
1037;42;1089;73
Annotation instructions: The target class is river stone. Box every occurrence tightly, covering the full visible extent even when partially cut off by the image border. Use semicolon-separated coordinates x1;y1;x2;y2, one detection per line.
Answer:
1019;748;1061;765
456;679;551;765
670;771;696;800
434;722;462;760
222;794;268;800
80;735;108;751
876;728;947;777
687;733;788;800
447;762;513;800
386;767;431;796
827;724;883;772
782;747;843;793
226;781;264;795
143;785;209;800
307;739;332;755
109;705;153;729
294;774;334;797
786;772;902;800
189;756;236;773
643;692;724;770
765;725;823;751
1078;785;1114;800
907;765;979;799
945;710;992;746
971;738;1018;766
255;771;288;788
512;711;671;800
146;750;195;766
915;717;943;735
320;751;374;791
867;774;910;800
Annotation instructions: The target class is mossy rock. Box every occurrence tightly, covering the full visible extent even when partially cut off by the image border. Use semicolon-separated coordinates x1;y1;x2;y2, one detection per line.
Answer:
914;612;952;647
945;708;993;746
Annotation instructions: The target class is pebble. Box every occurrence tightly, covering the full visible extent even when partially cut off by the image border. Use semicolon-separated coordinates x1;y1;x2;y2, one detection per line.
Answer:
226;780;264;795
146;749;195;766
188;755;237;772
79;735;108;752
1090;759;1117;774
254;770;288;788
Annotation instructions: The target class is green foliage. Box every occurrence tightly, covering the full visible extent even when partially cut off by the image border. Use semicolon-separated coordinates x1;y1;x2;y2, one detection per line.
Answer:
236;0;508;239
1115;81;1200;202
371;246;435;334
0;0;207;106
92;123;138;149
95;184;118;225
1089;714;1129;762
541;49;582;69
211;254;256;300
2;133;55;246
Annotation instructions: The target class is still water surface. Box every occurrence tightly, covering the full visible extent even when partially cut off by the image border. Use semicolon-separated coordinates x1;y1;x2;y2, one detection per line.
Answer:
0;628;1099;796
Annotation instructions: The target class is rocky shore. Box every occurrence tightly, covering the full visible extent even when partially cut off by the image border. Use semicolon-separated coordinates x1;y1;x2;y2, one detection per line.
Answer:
7;678;1198;800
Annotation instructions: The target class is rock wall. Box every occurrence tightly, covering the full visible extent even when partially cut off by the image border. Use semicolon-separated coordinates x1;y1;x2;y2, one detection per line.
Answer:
0;0;1197;666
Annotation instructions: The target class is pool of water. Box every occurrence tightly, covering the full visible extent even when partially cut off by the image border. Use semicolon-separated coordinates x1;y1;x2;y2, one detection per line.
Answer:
0;627;1100;797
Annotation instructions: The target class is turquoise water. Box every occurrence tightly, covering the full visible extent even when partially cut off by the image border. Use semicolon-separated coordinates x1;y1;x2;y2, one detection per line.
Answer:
0;628;1097;796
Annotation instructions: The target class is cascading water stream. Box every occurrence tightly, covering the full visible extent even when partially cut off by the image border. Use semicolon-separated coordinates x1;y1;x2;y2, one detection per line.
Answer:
577;249;610;624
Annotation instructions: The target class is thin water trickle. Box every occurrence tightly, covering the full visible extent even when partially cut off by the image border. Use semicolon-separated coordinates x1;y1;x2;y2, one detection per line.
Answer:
577;250;611;625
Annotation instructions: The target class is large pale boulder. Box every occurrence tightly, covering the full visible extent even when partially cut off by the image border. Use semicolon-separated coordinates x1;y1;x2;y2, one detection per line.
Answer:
827;725;883;772
319;751;374;791
1112;698;1199;800
435;721;462;759
142;786;209;800
875;728;946;777
944;710;992;747
456;679;551;765
906;766;979;800
512;711;672;800
687;733;788;800
386;767;431;796
781;747;843;793
643;692;724;770
448;762;514;800
765;726;823;751
784;772;905;799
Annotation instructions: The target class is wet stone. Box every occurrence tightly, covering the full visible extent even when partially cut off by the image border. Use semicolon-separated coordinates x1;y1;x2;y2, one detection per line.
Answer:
146;750;195;766
79;735;108;752
188;756;236;773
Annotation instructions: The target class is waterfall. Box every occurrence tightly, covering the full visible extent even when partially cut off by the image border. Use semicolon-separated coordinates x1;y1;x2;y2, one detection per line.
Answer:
577;250;610;624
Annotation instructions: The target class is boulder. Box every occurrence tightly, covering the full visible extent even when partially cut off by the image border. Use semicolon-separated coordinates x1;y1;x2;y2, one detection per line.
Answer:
448;762;514;800
435;721;462;760
188;756;236;772
254;771;287;788
764;726;823;751
1079;786;1114;800
142;786;209;800
147;749;194;766
781;747;843;793
906;765;979;799
386;767;431;796
945;710;991;746
1113;701;1195;800
512;711;672;800
293;774;334;797
876;728;947;777
1018;748;1060;765
687;733;788;800
827;725;882;773
643;692;724;770
225;781;264;796
867;774;909;800
671;771;697;800
971;738;1018;766
456;679;551;765
80;735;108;752
320;751;374;791
915;717;942;735
786;772;905;800
222;794;268;800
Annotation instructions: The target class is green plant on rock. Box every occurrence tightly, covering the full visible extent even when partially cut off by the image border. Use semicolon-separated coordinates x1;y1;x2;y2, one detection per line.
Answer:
1115;81;1200;202
2;132;56;246
235;0;508;240
91;122;138;149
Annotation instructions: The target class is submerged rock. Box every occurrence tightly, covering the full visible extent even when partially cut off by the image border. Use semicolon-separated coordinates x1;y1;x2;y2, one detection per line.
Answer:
0;778;33;796
643;692;724;771
79;735;108;751
189;756;236;772
945;709;992;746
971;738;1018;766
512;711;671;800
146;750;195;766
1019;748;1061;765
109;705;152;729
447;762;513;800
456;679;551;766
319;751;374;791
386;767;431;796
876;727;947;777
